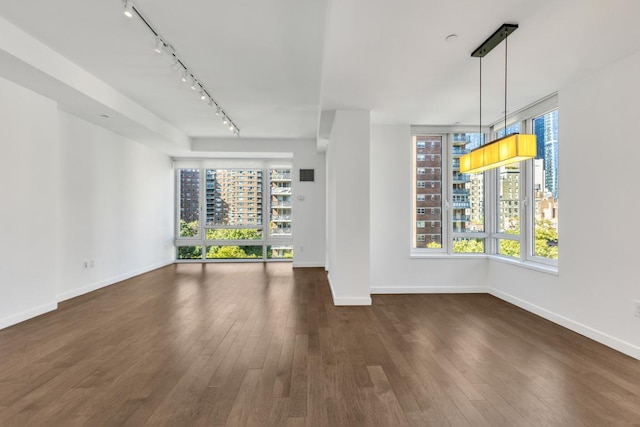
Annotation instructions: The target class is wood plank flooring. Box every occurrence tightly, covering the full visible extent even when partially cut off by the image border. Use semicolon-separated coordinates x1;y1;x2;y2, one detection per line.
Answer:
0;263;639;426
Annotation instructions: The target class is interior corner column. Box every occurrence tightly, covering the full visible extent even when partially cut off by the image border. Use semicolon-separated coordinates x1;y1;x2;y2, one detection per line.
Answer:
326;110;371;305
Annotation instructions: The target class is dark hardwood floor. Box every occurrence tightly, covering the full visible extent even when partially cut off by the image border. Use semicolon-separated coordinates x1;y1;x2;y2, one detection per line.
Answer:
0;263;638;426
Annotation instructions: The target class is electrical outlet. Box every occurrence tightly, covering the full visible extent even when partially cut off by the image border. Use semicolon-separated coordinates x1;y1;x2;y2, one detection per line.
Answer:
635;301;640;318
83;261;88;269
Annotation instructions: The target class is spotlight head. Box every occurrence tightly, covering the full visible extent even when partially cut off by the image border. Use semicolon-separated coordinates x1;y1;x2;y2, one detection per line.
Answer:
200;91;207;101
229;124;235;131
215;107;221;116
181;70;188;82
123;0;133;18
222;116;228;125
154;36;164;54
190;77;198;90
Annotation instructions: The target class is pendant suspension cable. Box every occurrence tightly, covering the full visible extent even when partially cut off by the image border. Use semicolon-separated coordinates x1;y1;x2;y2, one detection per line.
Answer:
479;56;482;141
504;32;508;134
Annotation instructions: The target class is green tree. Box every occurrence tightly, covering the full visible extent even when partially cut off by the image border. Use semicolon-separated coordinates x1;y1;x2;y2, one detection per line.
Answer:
207;245;260;259
179;219;199;237
534;219;558;259
205;229;261;240
177;245;202;259
453;239;484;253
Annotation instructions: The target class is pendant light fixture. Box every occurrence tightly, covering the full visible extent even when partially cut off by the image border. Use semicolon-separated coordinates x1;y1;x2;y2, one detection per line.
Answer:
459;24;536;174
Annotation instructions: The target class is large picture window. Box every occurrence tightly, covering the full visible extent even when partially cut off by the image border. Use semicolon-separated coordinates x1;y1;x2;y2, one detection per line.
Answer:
411;95;558;271
175;165;293;261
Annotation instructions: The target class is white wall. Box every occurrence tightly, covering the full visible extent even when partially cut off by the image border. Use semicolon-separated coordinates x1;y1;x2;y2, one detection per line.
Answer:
191;138;326;268
0;75;175;330
56;111;175;301
488;48;640;359
370;124;488;293
0;76;59;328
326;111;371;305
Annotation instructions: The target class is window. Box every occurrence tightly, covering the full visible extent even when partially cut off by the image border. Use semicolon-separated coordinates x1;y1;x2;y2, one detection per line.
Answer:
530;109;559;261
175;166;293;261
410;93;558;270
451;133;485;253
413;135;443;250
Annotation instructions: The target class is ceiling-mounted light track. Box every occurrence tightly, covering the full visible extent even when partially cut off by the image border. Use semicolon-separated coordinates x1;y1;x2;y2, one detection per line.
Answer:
119;0;240;136
460;23;535;174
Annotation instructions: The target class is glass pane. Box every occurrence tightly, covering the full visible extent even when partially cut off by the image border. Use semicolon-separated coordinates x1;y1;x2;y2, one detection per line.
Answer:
205;169;263;226
532;110;559;260
269;169;292;237
414;136;443;248
178;169;200;237
498;165;520;235
498;239;520;258
177;246;202;259
453;238;485;254
452;133;485;235
497;122;521;138
267;245;293;259
206;246;263;259
206;229;262;240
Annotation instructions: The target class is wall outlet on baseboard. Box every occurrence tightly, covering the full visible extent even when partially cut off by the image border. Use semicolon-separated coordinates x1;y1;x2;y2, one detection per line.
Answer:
82;261;89;269
634;301;640;318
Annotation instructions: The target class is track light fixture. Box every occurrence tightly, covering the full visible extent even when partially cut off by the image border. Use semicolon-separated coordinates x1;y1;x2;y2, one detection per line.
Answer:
119;0;240;136
122;0;133;18
153;36;164;54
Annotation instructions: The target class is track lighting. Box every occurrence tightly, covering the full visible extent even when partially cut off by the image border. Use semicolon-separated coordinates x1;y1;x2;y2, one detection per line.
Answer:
123;0;133;18
153;37;164;54
121;2;240;135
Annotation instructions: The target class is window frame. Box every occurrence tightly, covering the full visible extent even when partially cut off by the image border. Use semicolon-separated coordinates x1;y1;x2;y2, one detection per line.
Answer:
410;94;558;272
175;163;294;262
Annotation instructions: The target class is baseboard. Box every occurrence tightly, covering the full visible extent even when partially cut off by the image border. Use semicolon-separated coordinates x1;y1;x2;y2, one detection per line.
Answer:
489;288;640;361
0;302;58;330
371;285;488;294
327;273;372;306
292;261;325;268
57;259;175;302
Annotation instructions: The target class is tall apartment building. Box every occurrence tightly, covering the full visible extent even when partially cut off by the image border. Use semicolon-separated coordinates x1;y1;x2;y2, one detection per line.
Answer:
534;110;559;200
270;169;292;236
206;169;263;226
499;166;520;231
415;136;443;247
452;134;471;233
179;169;201;223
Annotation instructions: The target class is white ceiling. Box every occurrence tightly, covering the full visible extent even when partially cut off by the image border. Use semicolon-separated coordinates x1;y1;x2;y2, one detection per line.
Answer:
1;0;640;147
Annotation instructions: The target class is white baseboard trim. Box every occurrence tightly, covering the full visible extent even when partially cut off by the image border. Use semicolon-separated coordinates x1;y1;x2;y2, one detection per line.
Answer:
371;286;488;294
489;288;640;361
57;259;175;303
292;261;325;268
327;273;372;306
0;302;58;330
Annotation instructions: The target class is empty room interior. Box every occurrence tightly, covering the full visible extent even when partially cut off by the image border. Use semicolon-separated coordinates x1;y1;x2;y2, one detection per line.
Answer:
1;0;639;425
